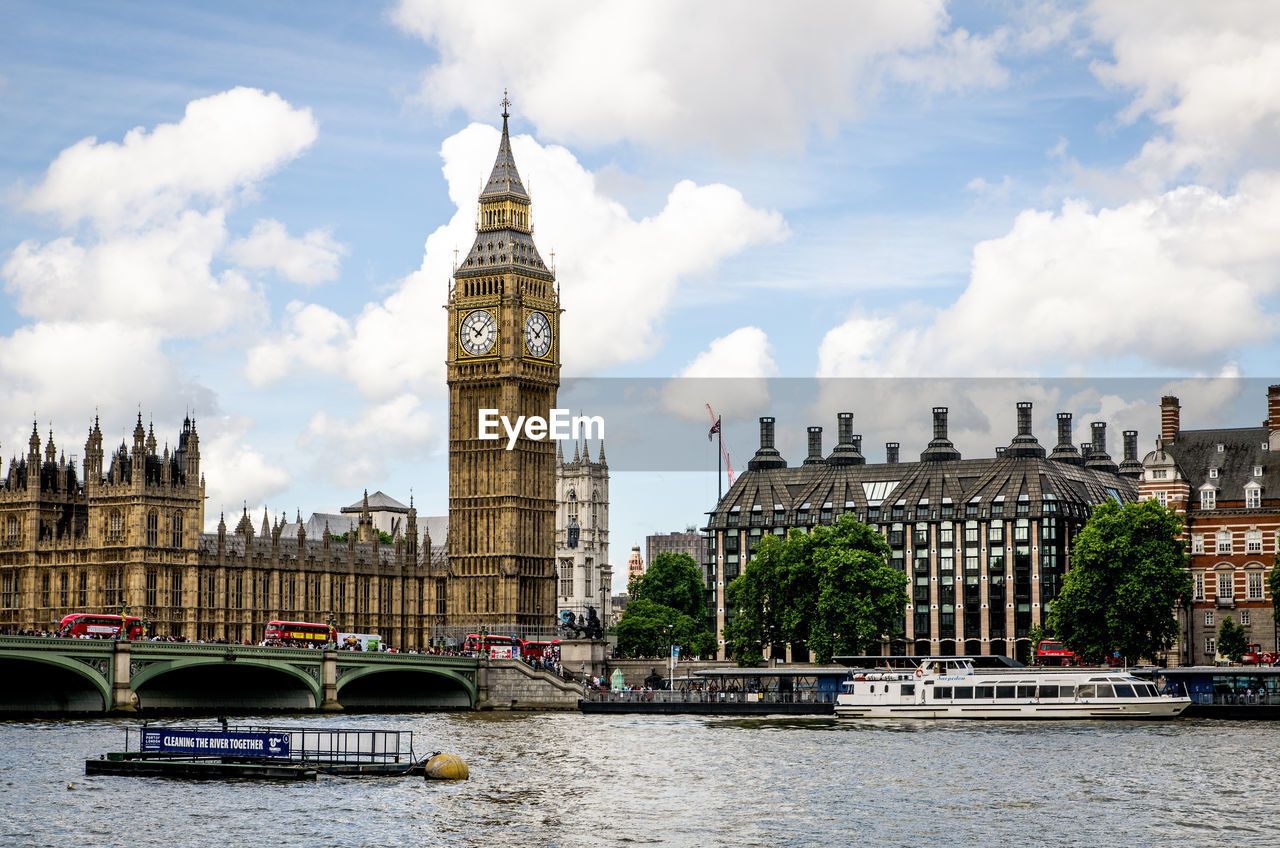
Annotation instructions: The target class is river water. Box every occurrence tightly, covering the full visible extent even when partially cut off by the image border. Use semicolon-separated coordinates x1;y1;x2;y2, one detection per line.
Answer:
0;713;1276;847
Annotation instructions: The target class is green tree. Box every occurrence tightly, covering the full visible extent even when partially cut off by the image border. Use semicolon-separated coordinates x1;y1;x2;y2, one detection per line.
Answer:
629;552;706;619
1047;499;1190;665
724;513;906;665
615;553;717;659
1217;618;1249;663
329;530;394;545
1270;550;1280;632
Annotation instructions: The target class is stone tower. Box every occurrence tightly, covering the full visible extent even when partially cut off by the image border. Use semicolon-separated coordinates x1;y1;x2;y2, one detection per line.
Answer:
554;440;610;626
446;96;560;634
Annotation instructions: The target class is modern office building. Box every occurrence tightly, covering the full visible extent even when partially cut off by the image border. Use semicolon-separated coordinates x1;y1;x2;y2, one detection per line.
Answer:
704;404;1140;662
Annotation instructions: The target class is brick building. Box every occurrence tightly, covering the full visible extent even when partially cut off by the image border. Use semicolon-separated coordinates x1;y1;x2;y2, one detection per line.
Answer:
1139;386;1280;664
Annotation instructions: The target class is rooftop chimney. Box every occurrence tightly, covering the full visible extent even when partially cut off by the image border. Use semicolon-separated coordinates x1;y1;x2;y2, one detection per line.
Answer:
804;426;825;465
886;442;900;464
826;412;866;466
1080;442;1093;460
995;446;1006;458
1084;422;1118;474
1049;412;1082;465
1118;429;1143;479
920;407;961;462
747;416;787;471
1161;396;1180;442
1269;385;1280;451
1005;401;1046;459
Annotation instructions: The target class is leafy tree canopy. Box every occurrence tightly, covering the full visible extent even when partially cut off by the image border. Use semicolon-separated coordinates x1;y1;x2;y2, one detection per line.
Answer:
329;530;395;545
613;598;714;659
724;513;906;665
629;552;707;620
1047;499;1190;664
1217;618;1249;663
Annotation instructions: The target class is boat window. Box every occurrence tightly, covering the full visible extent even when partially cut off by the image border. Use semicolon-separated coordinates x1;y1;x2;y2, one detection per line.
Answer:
953;686;973;699
1095;685;1115;698
1142;684;1158;697
902;684;915;696
1058;685;1075;699
1114;684;1136;698
1016;684;1036;698
935;687;952;699
996;685;1016;699
1037;685;1059;699
1077;684;1096;698
975;686;994;699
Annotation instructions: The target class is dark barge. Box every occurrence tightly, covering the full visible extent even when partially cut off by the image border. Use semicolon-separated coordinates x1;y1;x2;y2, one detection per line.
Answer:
86;724;429;780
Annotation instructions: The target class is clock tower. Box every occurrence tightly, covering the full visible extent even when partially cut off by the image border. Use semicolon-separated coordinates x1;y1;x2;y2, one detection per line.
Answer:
446;96;560;635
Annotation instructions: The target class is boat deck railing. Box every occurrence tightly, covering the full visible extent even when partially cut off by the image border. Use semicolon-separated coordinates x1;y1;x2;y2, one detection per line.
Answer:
1190;693;1280;707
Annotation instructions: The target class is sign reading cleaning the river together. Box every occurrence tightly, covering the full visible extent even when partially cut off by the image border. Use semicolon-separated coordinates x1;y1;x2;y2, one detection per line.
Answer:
142;729;291;757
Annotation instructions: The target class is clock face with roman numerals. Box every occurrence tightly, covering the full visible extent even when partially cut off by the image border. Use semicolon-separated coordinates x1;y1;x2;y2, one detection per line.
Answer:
524;311;551;358
460;309;497;356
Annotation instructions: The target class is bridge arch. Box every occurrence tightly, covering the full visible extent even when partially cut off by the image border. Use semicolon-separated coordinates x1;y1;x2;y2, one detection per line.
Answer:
131;657;321;711
0;653;111;713
336;665;475;710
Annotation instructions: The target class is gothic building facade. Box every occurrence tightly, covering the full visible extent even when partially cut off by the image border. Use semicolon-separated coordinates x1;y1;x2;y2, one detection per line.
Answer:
445;101;560;635
0;418;447;649
704;404;1141;663
554;440;611;626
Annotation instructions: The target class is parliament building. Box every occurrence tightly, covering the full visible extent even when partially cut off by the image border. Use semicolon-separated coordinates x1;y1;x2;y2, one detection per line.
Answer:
0;102;569;648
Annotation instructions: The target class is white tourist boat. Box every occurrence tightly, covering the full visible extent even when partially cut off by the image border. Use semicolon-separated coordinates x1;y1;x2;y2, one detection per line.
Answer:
834;658;1190;719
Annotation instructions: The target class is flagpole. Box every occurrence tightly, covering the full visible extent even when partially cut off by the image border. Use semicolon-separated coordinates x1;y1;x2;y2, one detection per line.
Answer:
716;416;723;504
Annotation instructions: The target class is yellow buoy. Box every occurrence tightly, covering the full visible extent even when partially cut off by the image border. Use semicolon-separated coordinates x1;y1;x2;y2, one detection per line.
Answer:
424;752;469;781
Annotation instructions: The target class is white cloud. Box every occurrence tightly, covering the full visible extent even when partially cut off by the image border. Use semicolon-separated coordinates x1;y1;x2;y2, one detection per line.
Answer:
391;0;1010;153
819;177;1280;379
3;210;263;335
23;87;317;231
662;326;777;422
201;415;292;522
300;395;437;487
1087;2;1280;184
248;123;787;397
225;219;346;285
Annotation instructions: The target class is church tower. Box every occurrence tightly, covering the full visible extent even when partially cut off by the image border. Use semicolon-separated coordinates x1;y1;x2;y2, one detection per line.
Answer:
446;95;560;635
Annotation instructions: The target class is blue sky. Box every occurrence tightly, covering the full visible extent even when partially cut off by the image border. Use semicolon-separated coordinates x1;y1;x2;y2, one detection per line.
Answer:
3;2;1279;591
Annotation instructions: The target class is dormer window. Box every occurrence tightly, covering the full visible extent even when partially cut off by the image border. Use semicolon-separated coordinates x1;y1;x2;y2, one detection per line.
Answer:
1245;482;1261;509
1151;469;1168;479
1217;444;1225;452
1254;465;1263;477
1200;487;1216;510
1209;468;1219;479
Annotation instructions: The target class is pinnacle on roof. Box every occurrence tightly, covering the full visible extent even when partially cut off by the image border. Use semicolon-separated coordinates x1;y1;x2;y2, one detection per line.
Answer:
480;91;529;201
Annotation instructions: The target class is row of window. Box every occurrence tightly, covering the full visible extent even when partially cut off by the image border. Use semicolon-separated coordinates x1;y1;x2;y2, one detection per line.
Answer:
1199;483;1265;510
1193;571;1267;601
931;682;1159;700
725;496;1083;527
1191;529;1272;555
1203;609;1254;628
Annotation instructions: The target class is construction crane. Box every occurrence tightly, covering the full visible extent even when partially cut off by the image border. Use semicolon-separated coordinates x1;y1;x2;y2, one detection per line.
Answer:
706;403;736;500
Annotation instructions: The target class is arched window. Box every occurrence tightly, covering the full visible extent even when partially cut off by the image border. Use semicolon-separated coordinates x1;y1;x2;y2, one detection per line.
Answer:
1216;529;1232;554
5;516;17;542
567;488;577;518
172;511;184;548
146;510;158;546
591;490;599;526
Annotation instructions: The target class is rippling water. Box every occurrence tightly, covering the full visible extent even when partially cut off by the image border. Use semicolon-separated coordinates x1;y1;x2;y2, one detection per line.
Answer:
1;713;1276;847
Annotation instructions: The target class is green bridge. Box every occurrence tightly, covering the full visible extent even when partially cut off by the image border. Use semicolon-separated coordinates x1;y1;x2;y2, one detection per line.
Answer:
0;637;479;714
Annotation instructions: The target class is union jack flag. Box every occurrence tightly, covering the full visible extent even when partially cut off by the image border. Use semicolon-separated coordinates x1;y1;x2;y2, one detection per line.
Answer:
708;417;721;441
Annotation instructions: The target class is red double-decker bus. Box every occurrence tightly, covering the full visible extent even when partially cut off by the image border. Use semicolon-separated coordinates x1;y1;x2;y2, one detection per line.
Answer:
1036;640;1075;665
264;620;336;646
463;633;522;658
58;613;143;640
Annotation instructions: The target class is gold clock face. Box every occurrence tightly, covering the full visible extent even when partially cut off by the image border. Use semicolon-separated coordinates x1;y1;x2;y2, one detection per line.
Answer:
524;311;551;358
460;309;497;356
